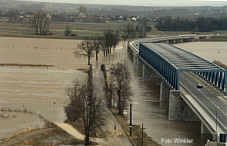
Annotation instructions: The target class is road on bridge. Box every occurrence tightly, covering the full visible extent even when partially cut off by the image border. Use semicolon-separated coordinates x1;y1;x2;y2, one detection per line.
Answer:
181;72;227;133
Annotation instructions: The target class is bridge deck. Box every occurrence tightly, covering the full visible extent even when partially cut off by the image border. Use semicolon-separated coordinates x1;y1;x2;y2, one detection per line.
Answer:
141;43;222;71
139;42;227;92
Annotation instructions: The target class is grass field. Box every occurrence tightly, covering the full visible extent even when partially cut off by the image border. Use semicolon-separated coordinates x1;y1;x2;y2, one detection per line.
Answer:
1;21;227;40
0;21;124;39
0;21;190;40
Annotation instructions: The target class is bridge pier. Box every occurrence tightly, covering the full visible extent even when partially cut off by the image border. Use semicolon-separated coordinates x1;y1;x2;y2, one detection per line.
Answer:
183;38;194;42
142;64;152;78
161;40;169;44
201;122;210;134
133;54;139;69
137;57;143;71
168;90;182;121
160;81;169;101
168;90;199;121
169;40;176;44
176;39;183;43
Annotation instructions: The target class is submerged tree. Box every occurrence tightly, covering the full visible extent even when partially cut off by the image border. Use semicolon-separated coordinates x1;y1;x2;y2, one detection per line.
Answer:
105;78;116;108
110;63;132;116
75;40;94;65
102;30;120;55
92;38;102;61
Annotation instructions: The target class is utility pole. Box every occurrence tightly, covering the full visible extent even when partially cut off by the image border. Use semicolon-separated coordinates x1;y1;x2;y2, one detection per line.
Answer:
53;101;56;112
141;123;146;146
216;110;218;146
129;104;132;136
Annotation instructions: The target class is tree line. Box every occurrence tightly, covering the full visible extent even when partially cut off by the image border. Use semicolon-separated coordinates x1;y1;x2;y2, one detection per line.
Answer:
32;11;51;35
64;56;132;146
75;30;120;65
31;11;152;38
64;52;132;145
156;16;227;32
121;21;152;39
104;63;132;117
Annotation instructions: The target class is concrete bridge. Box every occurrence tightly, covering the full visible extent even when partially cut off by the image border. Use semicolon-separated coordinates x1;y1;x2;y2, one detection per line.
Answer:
128;35;227;144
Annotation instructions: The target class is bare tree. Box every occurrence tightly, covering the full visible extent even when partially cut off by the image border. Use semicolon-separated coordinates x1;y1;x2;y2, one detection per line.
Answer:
99;30;120;57
32;11;51;35
103;30;119;54
32;12;40;34
120;80;132;113
104;30;113;54
99;36;108;57
110;63;132;116
112;31;120;48
106;79;116;108
65;81;103;145
76;40;94;65
82;83;103;145
92;38;102;61
64;81;84;122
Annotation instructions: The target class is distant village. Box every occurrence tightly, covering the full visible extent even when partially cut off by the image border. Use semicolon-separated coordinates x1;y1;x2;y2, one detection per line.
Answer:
0;5;157;24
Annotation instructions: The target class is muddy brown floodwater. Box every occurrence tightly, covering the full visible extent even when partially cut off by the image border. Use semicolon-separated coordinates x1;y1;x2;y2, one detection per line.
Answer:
124;41;226;146
0;37;224;145
0;37;88;139
125;55;208;146
175;42;227;65
0;37;126;140
93;41;212;146
127;63;207;146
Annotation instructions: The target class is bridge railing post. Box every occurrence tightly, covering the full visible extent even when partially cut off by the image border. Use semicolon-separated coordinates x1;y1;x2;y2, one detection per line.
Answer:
176;71;180;90
224;71;227;95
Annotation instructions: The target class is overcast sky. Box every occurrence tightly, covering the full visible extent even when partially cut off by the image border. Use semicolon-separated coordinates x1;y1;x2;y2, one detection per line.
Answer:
20;0;227;6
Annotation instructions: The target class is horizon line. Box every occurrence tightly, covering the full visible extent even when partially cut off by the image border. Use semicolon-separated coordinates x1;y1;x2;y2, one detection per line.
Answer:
17;0;227;7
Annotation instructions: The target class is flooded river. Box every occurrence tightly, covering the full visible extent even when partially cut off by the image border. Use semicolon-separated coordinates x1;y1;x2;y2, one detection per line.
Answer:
0;37;225;145
125;41;226;146
175;42;227;65
0;37;88;139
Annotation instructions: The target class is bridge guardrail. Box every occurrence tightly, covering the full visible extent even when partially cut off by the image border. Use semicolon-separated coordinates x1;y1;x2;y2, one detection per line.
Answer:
180;82;226;133
180;87;215;133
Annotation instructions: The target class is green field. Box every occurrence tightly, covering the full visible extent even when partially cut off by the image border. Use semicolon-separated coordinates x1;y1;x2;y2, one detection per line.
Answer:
0;21;181;39
1;21;225;40
0;22;124;39
0;21;187;39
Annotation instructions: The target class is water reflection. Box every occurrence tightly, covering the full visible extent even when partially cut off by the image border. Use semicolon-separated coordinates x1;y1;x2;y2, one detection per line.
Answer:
125;51;210;146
